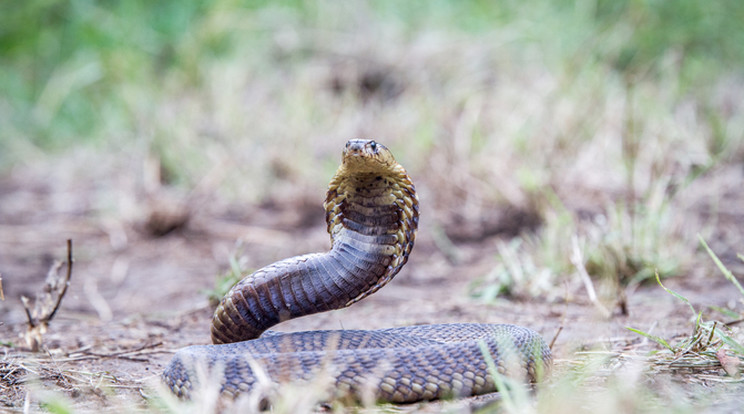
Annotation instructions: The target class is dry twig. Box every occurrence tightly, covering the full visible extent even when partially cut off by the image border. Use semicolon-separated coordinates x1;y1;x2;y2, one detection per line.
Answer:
549;325;564;351
21;239;74;351
73;341;164;362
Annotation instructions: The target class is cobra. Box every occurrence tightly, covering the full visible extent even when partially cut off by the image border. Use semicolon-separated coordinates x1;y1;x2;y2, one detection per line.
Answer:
163;139;551;403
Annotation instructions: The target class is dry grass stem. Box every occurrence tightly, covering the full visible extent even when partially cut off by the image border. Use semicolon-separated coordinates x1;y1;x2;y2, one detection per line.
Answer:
570;235;611;319
63;342;165;363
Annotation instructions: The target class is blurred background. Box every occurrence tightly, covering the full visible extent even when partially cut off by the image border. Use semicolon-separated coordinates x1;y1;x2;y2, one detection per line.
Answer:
1;0;744;411
1;0;743;331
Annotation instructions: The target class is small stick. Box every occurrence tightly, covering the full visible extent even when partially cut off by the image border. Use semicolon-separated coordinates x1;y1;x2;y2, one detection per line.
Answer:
21;296;35;328
46;239;73;323
570;235;611;319
84;341;163;359
0;272;4;301
724;318;744;327
549;325;563;351
22;239;74;351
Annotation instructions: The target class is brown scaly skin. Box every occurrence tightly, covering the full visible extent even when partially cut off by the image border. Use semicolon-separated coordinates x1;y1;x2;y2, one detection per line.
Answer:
163;139;551;403
324;140;419;306
210;139;419;344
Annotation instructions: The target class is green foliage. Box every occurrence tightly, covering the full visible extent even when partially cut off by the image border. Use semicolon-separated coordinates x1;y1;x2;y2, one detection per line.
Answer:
39;395;74;414
1;1;207;148
590;0;744;77
3;0;742;149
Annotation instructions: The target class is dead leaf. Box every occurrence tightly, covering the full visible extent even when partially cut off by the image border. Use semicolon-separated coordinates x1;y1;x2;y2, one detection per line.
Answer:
716;349;741;378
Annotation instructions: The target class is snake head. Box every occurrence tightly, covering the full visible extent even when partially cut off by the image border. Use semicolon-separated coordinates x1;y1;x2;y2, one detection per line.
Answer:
342;139;399;175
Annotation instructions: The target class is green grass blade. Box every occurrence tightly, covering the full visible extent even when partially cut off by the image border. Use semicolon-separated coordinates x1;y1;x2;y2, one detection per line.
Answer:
715;330;744;356
654;270;697;316
699;235;744;298
695;311;703;332
709;305;741;319
478;340;514;410
626;327;675;352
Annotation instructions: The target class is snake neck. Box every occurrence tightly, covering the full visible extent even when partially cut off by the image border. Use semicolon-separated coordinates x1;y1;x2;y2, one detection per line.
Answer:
211;153;418;345
324;166;419;305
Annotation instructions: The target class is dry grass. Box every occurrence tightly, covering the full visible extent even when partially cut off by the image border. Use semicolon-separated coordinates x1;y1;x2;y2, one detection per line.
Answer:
2;1;744;413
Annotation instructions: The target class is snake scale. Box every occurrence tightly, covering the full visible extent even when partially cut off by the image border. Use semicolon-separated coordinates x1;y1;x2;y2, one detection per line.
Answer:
163;139;551;403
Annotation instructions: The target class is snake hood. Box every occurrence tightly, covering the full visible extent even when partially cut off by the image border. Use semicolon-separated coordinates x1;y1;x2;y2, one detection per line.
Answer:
324;139;419;304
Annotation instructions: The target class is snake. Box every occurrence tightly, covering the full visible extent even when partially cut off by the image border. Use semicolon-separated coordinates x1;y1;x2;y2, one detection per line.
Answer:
163;139;551;403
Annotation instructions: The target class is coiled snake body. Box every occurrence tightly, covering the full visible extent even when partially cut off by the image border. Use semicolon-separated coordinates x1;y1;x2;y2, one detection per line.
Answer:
163;140;551;403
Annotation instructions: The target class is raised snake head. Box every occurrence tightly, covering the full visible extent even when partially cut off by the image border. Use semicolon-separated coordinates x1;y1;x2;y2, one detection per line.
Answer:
340;139;401;175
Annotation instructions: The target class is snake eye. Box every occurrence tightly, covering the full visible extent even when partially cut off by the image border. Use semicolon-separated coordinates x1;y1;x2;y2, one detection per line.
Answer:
369;141;377;152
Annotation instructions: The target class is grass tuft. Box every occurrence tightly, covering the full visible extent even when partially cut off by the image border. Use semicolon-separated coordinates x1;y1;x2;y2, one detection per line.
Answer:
626;247;744;379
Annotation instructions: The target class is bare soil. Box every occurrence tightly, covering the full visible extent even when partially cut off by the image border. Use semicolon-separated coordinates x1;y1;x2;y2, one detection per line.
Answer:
1;156;743;412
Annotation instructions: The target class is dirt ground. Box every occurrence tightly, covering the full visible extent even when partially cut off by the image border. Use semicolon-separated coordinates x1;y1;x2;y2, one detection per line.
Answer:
1;155;743;413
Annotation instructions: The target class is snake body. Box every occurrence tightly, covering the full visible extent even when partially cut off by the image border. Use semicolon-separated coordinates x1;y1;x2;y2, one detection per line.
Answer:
163;139;551;403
